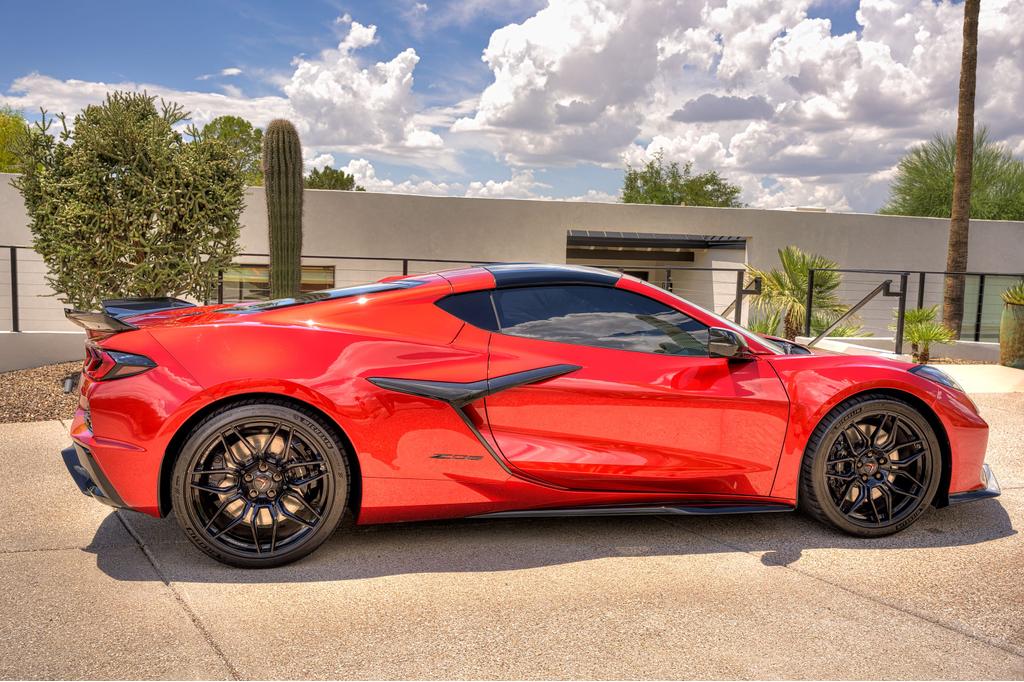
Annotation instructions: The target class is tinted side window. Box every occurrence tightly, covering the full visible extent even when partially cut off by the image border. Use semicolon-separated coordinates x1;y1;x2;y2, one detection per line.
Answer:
436;291;500;331
493;285;708;355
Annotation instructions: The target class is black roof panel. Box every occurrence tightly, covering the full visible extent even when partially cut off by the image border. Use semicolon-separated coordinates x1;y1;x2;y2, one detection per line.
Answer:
482;263;620;288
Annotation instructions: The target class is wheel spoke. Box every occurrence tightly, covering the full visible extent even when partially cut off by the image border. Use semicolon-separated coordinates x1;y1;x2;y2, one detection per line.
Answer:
890;446;924;466
261;422;282;458
850;422;871;449
191;469;237;477
210;502;250;538
283;490;323;521
840;483;868;514
190;481;237;494
872;414;895;448
840;429;863;455
290;470;327;487
250;506;262;554
893;468;925;490
868;490;883;523
878;484;894;521
277;502;317;529
203;494;242;531
269;505;280;553
284;460;320;470
220;434;244;468
231;427;258;459
827;471;857;481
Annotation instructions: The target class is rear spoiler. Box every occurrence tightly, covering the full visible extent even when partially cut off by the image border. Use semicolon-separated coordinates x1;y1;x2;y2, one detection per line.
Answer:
65;297;196;333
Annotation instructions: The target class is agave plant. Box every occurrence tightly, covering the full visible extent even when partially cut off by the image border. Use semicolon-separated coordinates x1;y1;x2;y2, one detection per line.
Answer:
1003;280;1024;306
747;246;846;340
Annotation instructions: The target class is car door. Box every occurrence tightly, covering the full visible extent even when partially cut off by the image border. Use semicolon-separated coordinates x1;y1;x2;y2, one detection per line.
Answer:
483;283;790;497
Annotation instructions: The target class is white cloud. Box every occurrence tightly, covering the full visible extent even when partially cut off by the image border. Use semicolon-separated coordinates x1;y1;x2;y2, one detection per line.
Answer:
1;73;291;128
453;0;1024;210
2;19;447;167
304;152;336;173
341;158;463;196
465;169;548;198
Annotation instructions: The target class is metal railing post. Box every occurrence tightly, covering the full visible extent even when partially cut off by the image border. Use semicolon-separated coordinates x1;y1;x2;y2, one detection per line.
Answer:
734;270;744;323
402;259;409;276
974;274;986;342
893;273;908;355
9;246;18;333
916;272;926;310
217;270;224;305
803;268;815;337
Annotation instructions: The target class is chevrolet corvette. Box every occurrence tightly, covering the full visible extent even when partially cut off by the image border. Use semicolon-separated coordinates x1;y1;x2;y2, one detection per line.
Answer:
62;263;1000;567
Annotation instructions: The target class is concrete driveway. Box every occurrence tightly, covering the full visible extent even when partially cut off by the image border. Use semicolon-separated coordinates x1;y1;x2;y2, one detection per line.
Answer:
1;394;1022;680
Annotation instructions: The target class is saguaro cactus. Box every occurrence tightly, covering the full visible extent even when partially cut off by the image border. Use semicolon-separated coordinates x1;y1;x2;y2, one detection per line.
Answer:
263;119;303;298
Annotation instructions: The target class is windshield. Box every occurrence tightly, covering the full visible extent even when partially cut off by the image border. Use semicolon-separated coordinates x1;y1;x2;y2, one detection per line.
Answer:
641;282;785;355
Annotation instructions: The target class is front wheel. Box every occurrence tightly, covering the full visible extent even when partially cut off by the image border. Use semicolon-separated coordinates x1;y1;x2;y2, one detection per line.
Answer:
171;400;349;568
799;394;941;537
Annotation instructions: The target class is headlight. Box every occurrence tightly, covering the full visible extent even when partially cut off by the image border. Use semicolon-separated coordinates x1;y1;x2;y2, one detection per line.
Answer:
909;365;964;392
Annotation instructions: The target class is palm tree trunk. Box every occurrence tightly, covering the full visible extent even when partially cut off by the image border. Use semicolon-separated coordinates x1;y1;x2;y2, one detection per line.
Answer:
918;344;930;364
943;0;980;338
784;310;800;341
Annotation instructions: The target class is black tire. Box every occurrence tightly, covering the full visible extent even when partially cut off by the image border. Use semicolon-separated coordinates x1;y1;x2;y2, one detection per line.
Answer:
799;393;941;537
171;399;349;568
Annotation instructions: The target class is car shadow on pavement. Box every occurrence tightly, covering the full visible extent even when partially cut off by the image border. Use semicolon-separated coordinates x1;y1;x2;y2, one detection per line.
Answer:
83;496;1016;583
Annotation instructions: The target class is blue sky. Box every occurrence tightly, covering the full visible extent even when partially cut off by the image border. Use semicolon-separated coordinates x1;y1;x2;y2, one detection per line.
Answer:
2;1;1019;211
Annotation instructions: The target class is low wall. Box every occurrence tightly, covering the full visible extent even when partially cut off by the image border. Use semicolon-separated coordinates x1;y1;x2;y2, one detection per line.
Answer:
0;331;84;373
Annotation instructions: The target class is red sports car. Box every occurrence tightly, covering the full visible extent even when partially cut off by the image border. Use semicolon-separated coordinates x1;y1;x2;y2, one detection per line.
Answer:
62;264;1000;567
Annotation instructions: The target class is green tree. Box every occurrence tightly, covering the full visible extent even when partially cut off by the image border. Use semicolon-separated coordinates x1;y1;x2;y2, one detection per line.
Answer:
880;129;1024;220
305;165;365;191
12;92;244;309
0;105;28;172
621;152;742;207
747;246;846;340
201;115;264;185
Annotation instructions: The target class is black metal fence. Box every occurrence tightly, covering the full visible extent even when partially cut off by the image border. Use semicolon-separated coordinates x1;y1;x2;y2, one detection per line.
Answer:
0;245;762;332
804;268;1024;355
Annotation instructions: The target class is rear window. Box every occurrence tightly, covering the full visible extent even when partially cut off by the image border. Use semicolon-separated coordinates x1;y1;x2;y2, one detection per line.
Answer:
223;279;427;314
435;291;500;331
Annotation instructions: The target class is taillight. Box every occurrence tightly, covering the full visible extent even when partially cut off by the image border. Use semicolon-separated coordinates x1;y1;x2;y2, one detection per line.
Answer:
84;347;156;381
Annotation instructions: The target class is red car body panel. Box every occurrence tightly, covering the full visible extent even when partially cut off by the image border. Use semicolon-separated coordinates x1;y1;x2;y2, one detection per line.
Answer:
67;265;993;524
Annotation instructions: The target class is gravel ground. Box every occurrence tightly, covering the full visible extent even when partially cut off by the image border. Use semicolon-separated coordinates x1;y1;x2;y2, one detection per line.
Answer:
0;362;80;423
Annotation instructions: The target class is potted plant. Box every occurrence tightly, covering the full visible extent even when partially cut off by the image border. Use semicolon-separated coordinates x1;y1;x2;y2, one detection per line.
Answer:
1000;281;1024;368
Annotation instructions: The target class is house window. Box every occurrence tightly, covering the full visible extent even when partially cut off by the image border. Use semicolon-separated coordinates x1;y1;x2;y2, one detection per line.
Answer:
220;264;336;303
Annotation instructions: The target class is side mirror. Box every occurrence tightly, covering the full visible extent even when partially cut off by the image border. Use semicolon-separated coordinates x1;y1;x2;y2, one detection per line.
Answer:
708;327;753;360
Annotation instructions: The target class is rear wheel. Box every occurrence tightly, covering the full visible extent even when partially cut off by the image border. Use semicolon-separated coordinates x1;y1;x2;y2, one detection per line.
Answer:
800;394;941;537
171;400;349;568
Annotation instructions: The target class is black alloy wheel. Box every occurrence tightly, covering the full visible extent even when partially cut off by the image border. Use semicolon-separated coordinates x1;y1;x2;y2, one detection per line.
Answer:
800;394;941;537
172;400;349;567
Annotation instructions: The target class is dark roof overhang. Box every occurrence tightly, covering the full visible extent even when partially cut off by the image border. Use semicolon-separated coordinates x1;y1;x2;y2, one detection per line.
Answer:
567;229;746;250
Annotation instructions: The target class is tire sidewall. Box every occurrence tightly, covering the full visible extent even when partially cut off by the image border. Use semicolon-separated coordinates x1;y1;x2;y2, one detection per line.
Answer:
808;398;941;537
171;402;349;568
